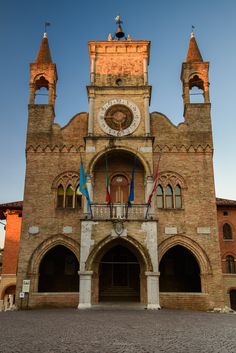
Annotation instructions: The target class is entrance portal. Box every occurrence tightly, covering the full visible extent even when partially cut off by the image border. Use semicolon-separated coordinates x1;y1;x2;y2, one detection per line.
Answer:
99;245;140;302
230;290;236;310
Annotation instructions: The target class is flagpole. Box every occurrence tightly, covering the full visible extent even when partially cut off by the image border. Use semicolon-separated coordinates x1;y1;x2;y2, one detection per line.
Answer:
145;153;162;219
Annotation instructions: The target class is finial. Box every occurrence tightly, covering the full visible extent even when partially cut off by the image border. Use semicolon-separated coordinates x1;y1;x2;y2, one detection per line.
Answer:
191;25;195;38
115;15;125;40
127;34;132;40
108;33;113;41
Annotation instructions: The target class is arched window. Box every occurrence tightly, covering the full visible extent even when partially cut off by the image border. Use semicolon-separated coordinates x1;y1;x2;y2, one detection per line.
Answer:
223;223;233;240
189;75;204;103
75;185;82;209
65;185;74;208
165;185;173;209
57;185;64;208
157;185;164;208
34;76;49;104
226;255;235;273
175;185;182;209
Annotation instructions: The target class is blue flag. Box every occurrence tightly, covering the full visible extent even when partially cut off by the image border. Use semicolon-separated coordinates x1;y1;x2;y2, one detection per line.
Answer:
128;157;136;206
79;161;91;205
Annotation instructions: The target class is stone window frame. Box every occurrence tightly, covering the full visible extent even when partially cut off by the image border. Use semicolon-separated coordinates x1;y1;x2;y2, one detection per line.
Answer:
156;171;186;210
222;222;234;241
225;255;236;274
52;171;82;209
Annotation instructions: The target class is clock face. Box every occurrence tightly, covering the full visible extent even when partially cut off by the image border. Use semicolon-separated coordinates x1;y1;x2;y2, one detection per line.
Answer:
98;98;141;136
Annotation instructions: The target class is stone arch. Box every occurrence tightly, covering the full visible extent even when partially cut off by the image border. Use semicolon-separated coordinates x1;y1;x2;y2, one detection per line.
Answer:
51;171;80;190
88;147;152;176
158;171;187;189
86;234;153;272
28;234;80;277
159;235;212;275
0;283;16;300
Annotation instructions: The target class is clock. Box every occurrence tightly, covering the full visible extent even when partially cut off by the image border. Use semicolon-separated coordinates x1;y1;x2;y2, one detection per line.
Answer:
98;98;141;136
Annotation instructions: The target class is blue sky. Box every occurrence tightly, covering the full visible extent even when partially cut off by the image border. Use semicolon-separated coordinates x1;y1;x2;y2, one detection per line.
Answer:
0;0;236;245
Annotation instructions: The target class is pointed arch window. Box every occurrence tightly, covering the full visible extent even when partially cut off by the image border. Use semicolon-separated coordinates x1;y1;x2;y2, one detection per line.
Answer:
157;185;164;208
226;255;235;274
57;185;64;208
165;185;173;209
223;223;233;240
66;185;74;208
175;185;182;209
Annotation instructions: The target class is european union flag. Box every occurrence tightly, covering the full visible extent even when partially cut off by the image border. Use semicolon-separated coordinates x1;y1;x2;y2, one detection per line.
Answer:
79;161;91;205
128;157;136;206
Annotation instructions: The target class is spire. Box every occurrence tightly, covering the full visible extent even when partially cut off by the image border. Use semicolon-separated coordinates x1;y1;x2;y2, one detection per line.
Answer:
186;32;203;63
35;32;53;64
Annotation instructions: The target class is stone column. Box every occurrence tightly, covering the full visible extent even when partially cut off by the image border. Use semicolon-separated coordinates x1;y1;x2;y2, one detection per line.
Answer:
145;272;160;309
88;97;94;135
143;57;148;84
144;96;150;135
142;221;160;309
90;57;95;84
183;82;190;104
78;221;95;309
78;270;93;309
29;83;35;104
203;82;210;103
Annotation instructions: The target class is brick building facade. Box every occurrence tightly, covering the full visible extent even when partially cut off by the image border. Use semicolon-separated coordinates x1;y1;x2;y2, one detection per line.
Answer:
9;24;234;310
0;202;22;310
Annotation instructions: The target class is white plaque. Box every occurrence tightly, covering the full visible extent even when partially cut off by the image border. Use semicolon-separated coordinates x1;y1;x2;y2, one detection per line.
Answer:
165;227;177;235
22;280;30;293
197;227;211;234
28;226;39;235
19;292;25;299
63;226;73;234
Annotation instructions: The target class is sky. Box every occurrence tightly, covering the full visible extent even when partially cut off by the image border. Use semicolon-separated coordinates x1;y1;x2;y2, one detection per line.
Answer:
0;0;236;246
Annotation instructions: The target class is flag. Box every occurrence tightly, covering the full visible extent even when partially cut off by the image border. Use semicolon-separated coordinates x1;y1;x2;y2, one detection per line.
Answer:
79;161;91;205
147;154;161;206
105;156;111;204
128;156;137;206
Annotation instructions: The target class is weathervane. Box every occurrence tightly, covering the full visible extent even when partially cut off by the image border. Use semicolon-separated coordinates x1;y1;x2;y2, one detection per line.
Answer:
44;22;51;34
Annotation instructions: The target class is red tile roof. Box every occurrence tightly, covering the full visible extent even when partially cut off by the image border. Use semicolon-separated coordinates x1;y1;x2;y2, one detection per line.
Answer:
0;201;23;219
216;198;236;207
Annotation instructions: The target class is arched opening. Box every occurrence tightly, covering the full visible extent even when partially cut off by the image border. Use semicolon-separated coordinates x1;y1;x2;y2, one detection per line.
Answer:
99;244;140;302
2;285;16;310
230;289;236;310
38;245;79;292
189;75;204;103
159;245;201;292
34;76;49;104
93;150;145;205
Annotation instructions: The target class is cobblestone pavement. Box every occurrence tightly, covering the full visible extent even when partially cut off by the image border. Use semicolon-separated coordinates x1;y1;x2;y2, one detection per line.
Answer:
0;306;236;353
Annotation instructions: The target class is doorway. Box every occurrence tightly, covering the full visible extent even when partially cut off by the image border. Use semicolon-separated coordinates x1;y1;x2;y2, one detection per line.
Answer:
99;244;140;302
110;175;129;203
230;290;236;310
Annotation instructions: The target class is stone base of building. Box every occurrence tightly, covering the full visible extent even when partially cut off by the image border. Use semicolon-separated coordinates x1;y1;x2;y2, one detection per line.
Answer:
22;292;80;309
160;292;213;311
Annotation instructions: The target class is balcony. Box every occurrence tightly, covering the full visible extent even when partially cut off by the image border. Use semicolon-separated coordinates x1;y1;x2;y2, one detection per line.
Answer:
89;203;152;221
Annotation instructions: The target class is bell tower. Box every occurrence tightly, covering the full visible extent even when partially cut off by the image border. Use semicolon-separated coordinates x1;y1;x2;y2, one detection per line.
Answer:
181;32;212;135
27;32;57;143
181;31;210;105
